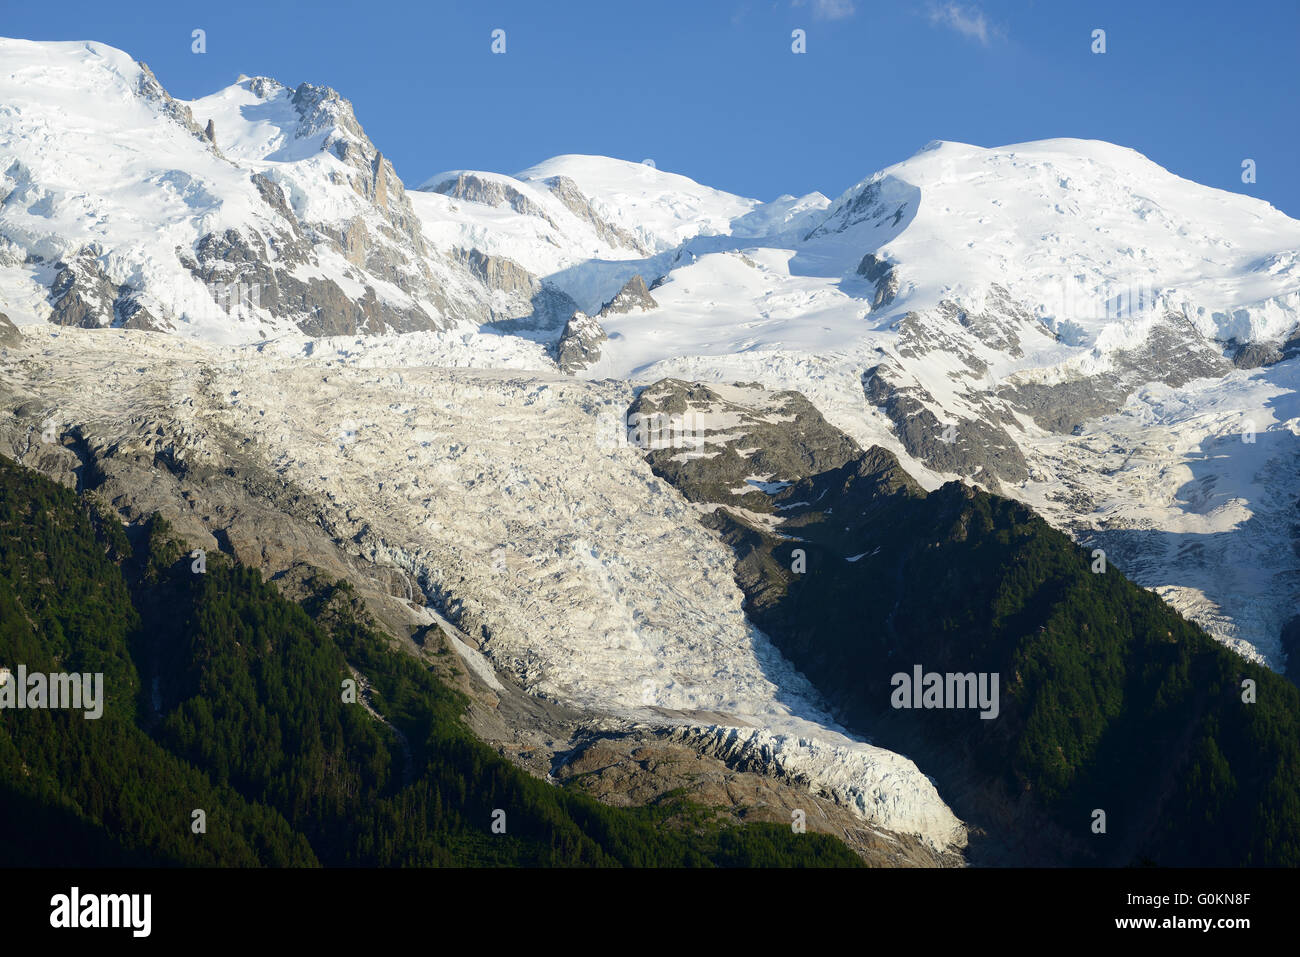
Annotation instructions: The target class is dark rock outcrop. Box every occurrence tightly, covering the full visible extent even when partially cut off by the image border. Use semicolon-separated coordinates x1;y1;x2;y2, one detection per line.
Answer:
44;250;161;330
597;274;657;317
451;249;582;333
554;311;607;374
251;172;296;224
629;379;869;509
551;275;656;374
804;174;920;240
47;252;118;328
428;173;558;229
135;60;218;152
1005;314;1230;433
863;365;1028;488
1233;341;1283;370
857;253;899;310
0;312;20;347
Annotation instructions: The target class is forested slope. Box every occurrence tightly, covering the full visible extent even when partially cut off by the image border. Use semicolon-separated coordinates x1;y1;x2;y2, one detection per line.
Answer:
0;454;859;867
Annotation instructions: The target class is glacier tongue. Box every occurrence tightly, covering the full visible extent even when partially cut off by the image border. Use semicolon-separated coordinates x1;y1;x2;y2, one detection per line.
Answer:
0;326;966;851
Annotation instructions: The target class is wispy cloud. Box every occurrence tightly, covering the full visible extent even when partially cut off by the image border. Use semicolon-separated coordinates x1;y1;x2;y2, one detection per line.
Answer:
792;0;858;21
926;2;1005;46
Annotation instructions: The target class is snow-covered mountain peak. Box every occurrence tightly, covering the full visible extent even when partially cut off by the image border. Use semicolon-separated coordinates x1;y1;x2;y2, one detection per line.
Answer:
189;74;387;179
803;136;1300;344
731;191;831;239
188;75;336;165
0;37;490;341
409;165;656;287
515;153;760;252
418;167;563;221
1;37;154;101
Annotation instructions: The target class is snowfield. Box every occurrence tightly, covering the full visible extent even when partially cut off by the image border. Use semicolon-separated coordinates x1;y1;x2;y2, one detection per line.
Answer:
515;154;760;252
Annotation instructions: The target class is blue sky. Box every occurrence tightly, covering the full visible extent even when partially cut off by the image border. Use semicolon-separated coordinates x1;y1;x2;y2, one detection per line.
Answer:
6;0;1298;216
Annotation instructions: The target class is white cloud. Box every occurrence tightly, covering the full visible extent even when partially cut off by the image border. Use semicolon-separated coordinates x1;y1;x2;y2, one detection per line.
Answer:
926;2;1005;46
791;0;858;21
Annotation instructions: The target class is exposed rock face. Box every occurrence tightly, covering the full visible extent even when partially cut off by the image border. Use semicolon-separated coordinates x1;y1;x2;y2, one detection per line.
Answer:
430;173;559;228
891;286;1049;372
629;379;866;510
250;172;296;223
171;97;460;336
449;248;582;333
1004;315;1231;433
804;173;919;240
0;313;20;347
863;364;1028;489
858;280;1237;490
857;253;899;310
44;250;160;331
539;175;649;254
135;60;217;152
116;295;161;331
1233;341;1284;370
928;285;1041;359
2;51;497;337
46;252;119;328
848;285;1065;487
281;86;503;330
1285;329;1300;359
597;274;658;316
554;311;607;373
178;225;430;337
519;284;584;333
453;247;542;300
628;378;923;523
